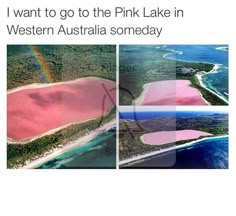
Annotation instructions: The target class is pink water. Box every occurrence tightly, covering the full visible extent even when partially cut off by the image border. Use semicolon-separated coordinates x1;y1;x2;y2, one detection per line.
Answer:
8;78;116;141
141;80;207;105
142;130;213;145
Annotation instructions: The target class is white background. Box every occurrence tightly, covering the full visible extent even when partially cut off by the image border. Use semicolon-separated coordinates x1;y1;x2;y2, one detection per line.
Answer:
0;0;235;215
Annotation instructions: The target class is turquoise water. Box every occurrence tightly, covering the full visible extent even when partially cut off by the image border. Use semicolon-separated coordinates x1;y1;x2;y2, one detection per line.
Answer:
160;45;228;101
37;130;116;169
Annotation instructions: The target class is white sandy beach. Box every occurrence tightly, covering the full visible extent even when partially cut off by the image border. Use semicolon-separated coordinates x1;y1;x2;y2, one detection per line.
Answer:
195;65;228;104
22;120;116;169
119;135;228;166
162;51;228;104
133;83;150;105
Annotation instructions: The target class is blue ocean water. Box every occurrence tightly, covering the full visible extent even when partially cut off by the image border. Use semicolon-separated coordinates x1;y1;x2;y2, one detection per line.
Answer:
120;111;222;120
127;136;228;169
160;45;228;100
37;130;116;169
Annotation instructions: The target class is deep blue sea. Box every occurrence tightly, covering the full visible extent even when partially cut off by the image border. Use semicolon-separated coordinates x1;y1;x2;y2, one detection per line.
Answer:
37;130;116;169
126;136;228;169
159;45;228;100
121;111;228;169
120;111;223;120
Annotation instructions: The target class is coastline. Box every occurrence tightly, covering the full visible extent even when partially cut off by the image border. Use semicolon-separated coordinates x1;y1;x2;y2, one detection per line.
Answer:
162;48;226;65
119;134;228;166
133;49;228;106
162;49;228;104
195;66;228;104
22;120;116;169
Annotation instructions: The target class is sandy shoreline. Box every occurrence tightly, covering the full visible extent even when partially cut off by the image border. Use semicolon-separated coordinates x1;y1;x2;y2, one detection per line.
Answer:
22;120;116;169
163;51;228;104
195;65;228;104
133;83;149;105
119;134;228;166
7;76;116;94
197;89;211;105
134;80;208;105
134;71;227;106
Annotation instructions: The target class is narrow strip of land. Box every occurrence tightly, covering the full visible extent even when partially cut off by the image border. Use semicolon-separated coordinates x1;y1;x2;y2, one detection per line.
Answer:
195;68;228;104
119;135;228;166
22;120;116;169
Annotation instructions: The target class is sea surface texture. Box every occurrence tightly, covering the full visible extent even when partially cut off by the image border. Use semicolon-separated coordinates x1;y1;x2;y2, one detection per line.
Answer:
128;136;228;169
160;45;228;100
38;130;116;169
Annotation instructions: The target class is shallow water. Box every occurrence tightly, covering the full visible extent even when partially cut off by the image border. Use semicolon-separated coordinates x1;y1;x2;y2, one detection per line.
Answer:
160;45;228;100
37;130;116;169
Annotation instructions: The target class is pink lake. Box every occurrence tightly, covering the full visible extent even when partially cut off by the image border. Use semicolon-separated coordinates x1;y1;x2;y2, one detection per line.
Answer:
8;78;116;141
141;130;213;145
139;80;207;105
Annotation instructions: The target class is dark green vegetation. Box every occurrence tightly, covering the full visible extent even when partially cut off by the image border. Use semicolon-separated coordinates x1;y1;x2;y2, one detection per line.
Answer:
119;113;228;160
8;45;116;89
7;108;116;168
119;45;225;105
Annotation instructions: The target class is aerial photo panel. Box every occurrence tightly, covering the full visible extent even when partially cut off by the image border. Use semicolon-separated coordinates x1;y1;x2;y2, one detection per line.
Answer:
7;45;116;169
119;45;228;106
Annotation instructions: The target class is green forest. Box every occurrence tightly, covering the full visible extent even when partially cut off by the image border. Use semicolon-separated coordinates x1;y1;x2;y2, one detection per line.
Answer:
8;45;116;89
